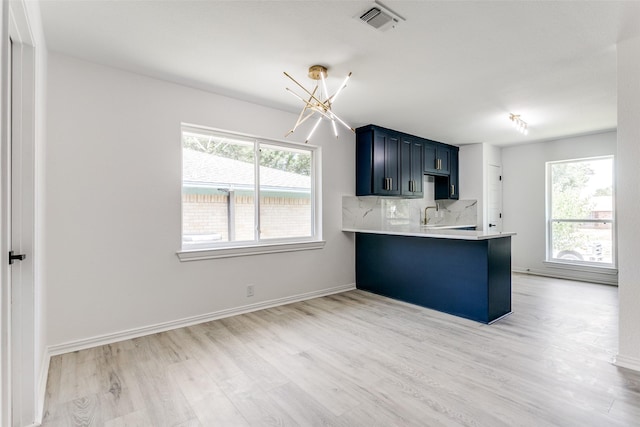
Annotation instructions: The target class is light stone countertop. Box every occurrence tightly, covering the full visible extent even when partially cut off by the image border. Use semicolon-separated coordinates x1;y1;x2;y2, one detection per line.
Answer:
342;225;516;241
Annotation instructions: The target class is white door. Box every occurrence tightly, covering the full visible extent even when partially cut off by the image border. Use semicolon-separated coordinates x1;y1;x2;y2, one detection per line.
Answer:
0;10;12;424
11;35;33;427
488;164;503;232
4;5;38;423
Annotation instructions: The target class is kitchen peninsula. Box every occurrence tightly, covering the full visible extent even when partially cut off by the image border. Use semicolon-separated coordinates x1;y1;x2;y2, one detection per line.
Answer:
342;196;515;323
343;221;515;324
349;123;515;324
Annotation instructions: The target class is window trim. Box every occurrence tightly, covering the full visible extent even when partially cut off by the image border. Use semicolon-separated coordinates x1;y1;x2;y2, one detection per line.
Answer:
177;240;326;261
545;155;616;268
179;124;322;259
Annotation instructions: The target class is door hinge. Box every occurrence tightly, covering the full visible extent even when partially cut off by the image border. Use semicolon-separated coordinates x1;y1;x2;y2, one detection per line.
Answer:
499;213;502;218
499;175;502;181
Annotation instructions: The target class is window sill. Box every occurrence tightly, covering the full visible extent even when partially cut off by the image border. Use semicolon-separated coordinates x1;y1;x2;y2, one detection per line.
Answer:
542;260;618;275
177;240;326;262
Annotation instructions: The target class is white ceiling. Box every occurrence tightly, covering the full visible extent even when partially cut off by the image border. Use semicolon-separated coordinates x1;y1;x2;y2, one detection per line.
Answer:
38;1;640;146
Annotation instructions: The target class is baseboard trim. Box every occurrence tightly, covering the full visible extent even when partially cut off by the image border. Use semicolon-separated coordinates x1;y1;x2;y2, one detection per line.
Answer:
47;283;356;357
613;354;640;373
512;267;618;286
33;349;51;426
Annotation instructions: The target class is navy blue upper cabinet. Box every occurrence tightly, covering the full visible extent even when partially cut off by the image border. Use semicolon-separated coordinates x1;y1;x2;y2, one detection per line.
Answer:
424;141;450;175
434;146;459;200
357;124;458;199
401;136;424;198
356;126;401;196
449;147;459;199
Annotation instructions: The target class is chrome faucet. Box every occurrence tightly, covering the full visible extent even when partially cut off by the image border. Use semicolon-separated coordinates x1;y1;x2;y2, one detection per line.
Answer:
423;203;439;225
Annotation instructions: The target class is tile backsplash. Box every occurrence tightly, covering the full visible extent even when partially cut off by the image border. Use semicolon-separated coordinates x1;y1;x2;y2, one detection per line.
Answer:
343;196;477;229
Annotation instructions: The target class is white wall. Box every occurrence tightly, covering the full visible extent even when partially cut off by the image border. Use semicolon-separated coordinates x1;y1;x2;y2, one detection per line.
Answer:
459;144;483;227
45;53;355;348
502;131;617;284
616;35;640;371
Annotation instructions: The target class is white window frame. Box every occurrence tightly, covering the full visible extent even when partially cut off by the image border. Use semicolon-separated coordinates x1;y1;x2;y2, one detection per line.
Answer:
177;124;324;261
544;155;616;270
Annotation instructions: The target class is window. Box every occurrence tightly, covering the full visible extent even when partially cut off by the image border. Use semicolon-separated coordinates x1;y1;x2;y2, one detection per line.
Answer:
180;125;321;257
546;156;614;267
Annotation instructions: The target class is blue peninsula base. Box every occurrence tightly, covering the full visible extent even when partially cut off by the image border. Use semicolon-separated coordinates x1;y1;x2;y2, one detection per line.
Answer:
355;233;512;324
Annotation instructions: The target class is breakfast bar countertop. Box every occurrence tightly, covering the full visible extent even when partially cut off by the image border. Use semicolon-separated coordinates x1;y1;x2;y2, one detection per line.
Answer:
343;225;516;241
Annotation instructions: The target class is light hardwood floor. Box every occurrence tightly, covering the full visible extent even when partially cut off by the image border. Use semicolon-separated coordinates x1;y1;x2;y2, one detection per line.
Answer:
41;274;640;426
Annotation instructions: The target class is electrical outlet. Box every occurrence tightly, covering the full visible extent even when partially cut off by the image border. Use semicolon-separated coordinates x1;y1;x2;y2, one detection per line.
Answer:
246;284;254;297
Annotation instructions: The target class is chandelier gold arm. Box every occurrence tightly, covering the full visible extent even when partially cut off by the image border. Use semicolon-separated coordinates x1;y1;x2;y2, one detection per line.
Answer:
287;86;318;136
286;88;334;119
284;72;328;112
285;111;315;137
327;110;355;132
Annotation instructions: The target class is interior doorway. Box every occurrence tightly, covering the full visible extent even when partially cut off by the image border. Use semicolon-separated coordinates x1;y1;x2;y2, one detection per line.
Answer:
488;164;503;232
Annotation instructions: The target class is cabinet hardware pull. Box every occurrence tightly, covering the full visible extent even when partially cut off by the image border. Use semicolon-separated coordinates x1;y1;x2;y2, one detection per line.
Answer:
451;184;455;196
389;178;392;190
384;177;389;191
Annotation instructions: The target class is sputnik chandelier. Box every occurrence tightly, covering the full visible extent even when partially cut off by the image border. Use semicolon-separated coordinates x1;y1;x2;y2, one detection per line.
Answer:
510;113;529;135
284;65;354;143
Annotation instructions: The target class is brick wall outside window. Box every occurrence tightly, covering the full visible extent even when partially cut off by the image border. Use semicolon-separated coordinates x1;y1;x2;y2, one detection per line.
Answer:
182;193;311;241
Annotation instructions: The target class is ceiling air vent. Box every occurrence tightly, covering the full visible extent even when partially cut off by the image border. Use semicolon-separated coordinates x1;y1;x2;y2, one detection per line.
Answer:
358;2;405;31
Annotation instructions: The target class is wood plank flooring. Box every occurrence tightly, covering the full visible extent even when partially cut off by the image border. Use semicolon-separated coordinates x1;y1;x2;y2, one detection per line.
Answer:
41;274;640;426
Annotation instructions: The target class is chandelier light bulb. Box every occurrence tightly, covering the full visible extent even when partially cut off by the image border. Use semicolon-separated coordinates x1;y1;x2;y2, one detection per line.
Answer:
509;113;528;136
306;116;323;143
332;73;352;104
320;71;329;100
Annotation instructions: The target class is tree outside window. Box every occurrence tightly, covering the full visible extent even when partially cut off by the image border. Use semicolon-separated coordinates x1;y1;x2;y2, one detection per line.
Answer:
547;156;614;266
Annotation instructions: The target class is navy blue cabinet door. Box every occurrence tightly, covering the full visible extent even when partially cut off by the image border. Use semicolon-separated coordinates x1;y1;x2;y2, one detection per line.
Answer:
356;126;401;196
423;141;438;174
449;147;459;199
401;136;424;198
424;141;450;175
437;144;451;174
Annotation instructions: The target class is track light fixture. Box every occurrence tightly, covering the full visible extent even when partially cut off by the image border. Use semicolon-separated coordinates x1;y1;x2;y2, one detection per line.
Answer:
510;114;528;135
284;65;354;143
